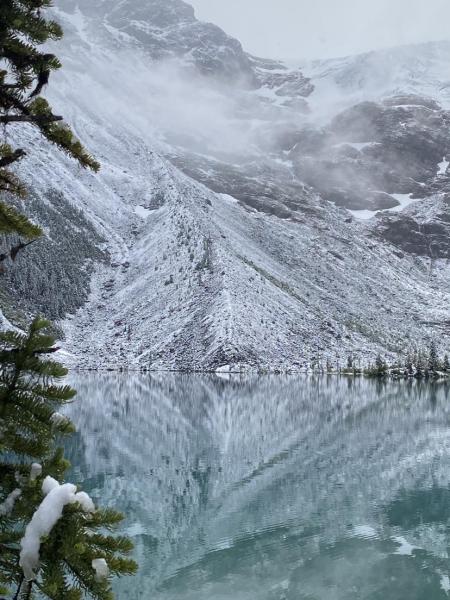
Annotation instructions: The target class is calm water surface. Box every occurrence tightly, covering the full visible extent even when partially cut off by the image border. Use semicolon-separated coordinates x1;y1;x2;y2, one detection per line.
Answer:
65;375;450;599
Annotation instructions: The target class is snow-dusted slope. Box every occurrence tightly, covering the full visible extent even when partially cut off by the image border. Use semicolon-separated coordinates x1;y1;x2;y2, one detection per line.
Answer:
301;40;450;117
3;1;450;370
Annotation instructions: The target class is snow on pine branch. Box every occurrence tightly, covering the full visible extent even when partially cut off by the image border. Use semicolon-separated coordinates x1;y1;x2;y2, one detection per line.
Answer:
19;476;96;581
50;412;70;427
30;463;42;482
1;465;43;517
92;558;110;581
0;489;22;516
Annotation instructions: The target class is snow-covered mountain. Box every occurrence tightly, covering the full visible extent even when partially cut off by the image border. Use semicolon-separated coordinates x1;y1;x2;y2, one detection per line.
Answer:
302;40;450;114
3;0;450;370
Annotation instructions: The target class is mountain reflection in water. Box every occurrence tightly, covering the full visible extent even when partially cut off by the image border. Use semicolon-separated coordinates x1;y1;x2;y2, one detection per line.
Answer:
65;375;450;599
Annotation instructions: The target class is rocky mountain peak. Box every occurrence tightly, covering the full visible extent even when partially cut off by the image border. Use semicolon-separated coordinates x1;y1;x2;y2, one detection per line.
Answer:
56;0;313;98
59;0;195;23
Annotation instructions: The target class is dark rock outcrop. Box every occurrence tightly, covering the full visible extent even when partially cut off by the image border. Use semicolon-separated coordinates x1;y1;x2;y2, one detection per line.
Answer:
287;98;450;212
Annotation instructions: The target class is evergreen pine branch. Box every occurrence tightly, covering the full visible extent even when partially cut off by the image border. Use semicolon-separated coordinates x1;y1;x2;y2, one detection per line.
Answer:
1;317;137;597
0;0;100;255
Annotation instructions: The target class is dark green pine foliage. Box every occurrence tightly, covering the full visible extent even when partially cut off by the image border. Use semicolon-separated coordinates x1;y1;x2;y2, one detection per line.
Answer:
404;353;414;376
0;319;137;599
416;350;425;378
428;340;439;373
1;3;137;597
443;355;450;373
374;354;387;376
0;0;99;265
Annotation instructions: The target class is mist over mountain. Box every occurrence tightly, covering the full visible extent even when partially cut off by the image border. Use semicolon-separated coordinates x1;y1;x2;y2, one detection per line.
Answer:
2;0;450;371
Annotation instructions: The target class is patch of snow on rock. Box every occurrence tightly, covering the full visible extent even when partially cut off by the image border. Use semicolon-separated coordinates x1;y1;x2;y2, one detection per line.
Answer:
437;157;449;176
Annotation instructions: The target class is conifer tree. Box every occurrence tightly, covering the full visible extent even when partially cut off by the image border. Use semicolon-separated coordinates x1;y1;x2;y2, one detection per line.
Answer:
443;354;450;373
428;340;439;373
405;353;414;377
416;350;425;379
1;3;137;597
0;0;99;266
375;354;387;376
0;319;137;599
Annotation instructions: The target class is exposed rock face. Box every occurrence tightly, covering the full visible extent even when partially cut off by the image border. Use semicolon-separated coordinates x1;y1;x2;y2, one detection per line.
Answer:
3;3;450;369
382;95;442;111
56;0;313;97
255;66;315;105
56;0;257;85
169;152;321;221
286;96;450;212
108;3;257;85
374;195;450;259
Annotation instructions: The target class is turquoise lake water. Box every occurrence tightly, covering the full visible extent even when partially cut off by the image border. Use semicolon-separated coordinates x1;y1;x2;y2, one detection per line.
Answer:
65;375;450;599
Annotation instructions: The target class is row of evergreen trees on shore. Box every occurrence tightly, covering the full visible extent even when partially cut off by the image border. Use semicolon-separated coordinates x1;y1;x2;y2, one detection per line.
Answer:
345;341;450;379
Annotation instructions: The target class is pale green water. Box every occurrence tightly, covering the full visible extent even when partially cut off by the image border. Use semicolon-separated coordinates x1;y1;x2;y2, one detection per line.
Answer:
65;375;450;599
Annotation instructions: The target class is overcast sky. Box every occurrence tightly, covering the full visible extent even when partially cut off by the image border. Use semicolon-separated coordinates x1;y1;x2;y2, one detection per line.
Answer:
189;0;450;60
